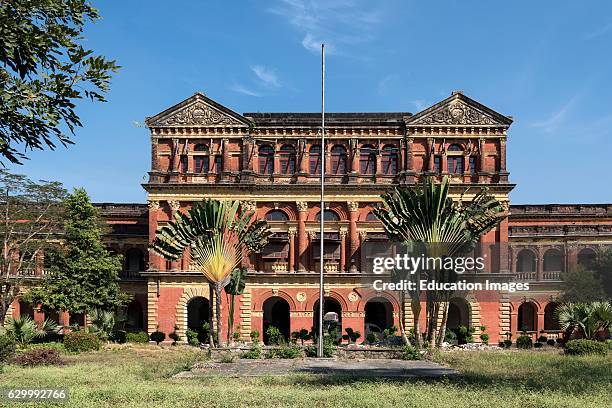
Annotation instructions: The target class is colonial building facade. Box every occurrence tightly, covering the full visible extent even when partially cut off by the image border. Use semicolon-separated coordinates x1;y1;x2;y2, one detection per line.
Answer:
11;91;612;344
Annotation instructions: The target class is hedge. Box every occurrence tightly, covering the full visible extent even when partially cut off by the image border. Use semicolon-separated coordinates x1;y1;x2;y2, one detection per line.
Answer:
564;339;608;356
63;332;101;352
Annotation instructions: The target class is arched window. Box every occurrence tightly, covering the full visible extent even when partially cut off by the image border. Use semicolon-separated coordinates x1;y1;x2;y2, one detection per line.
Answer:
543;249;563;272
279;145;296;174
381;145;398;175
309;145;322;174
518;302;538;332
360;144;376;175
259;145;274;175
125;248;145;272
516;250;536;272
331;145;347;175
544;302;560;331
366;212;378;221
577;248;596;268
446;144;464;174
194;144;209;174
315;210;340;222
448;144;463;152
265;210;289;222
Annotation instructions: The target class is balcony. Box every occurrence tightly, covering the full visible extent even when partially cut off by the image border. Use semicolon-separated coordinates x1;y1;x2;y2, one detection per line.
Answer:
119;269;145;281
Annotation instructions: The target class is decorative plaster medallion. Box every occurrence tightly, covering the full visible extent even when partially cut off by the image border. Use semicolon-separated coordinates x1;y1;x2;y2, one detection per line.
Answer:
296;292;307;302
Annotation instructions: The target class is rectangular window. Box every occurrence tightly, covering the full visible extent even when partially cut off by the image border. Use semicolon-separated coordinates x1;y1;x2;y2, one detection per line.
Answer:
180;155;188;173
434;156;441;174
194;156;209;173
469;156;477;174
215;155;222;175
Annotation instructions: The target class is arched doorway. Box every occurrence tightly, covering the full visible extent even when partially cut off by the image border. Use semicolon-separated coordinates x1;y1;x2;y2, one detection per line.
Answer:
187;297;210;342
126;300;144;331
313;297;342;338
447;298;470;343
18;300;34;319
45;309;60;325
262;297;290;344
69;312;85;327
518;302;538;332
124;248;145;273
544;302;560;331
364;297;393;338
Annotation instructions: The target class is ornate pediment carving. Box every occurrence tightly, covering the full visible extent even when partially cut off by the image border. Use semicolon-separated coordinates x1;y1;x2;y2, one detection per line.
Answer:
150;101;241;126
408;93;512;127
146;92;249;128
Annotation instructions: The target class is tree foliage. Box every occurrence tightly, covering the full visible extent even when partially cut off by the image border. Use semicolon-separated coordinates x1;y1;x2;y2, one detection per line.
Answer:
374;176;506;347
151;199;271;346
0;0;118;163
27;188;129;313
560;265;607;303
557;302;612;340
0;170;66;323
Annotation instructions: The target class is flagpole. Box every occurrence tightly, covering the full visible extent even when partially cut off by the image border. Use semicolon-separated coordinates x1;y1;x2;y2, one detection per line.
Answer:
317;43;325;358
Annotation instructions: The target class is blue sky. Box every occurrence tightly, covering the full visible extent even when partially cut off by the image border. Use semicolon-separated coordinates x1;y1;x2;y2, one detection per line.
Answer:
10;0;612;204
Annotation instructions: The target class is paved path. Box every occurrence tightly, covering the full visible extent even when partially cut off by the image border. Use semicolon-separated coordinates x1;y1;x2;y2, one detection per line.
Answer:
177;358;457;378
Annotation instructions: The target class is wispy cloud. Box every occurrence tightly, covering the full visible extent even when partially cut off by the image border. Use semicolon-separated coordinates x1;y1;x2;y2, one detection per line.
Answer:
584;22;612;40
411;99;426;111
229;83;262;97
251;65;280;88
530;95;580;133
267;0;386;55
377;74;396;95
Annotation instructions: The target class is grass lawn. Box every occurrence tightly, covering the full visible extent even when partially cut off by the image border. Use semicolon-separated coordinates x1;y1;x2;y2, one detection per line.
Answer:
0;345;610;407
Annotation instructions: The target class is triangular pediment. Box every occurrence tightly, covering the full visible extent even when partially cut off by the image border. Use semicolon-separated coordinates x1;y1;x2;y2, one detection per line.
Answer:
145;92;250;127
406;92;513;127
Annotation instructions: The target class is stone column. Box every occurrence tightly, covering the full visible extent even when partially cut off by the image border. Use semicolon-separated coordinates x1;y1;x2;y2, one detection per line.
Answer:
288;227;296;272
168;200;181;271
351;140;359;173
325;145;332;175
359;231;368;272
147;200;162;271
299;140;309;174
348;201;360;271
222;138;230;180
427;138;435;172
499;137;508;182
479;138;487;183
536;247;544;281
296;202;308;272
339;228;347;272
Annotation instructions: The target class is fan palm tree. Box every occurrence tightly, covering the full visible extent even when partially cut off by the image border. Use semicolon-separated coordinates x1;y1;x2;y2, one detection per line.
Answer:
225;267;248;343
4;315;59;347
557;301;612;340
374;176;506;347
151;199;271;347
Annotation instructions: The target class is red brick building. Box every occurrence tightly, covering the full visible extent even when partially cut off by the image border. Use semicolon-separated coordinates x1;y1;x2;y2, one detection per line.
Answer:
10;91;612;344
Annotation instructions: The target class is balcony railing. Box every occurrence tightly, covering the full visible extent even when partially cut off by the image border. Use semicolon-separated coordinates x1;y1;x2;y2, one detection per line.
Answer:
119;270;145;280
515;272;536;281
542;270;562;281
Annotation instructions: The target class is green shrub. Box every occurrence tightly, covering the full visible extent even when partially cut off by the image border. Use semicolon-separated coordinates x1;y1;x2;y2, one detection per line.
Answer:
322;334;336;357
503;340;512;348
220;354;235;363
546;339;556;346
564;339;608;356
27;342;66;353
445;330;457;343
12;348;63;367
241;343;262;359
606;339;612;350
126;331;149;343
516;335;533;349
276;344;301;359
64;332;101;352
150;331;166;345
342;328;361;344
537;335;548;343
497;341;504;348
250;330;260;343
266;326;283;345
304;345;316;357
0;335;16;363
480;333;489;345
185;329;199;346
534;342;543;348
366;332;379;344
401;345;421;360
109;330;127;344
169;325;181;345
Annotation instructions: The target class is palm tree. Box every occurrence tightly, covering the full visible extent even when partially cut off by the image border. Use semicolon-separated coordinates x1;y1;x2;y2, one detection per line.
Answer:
557;301;612;340
151;199;271;347
374;176;506;347
225;267;248;343
4;315;58;347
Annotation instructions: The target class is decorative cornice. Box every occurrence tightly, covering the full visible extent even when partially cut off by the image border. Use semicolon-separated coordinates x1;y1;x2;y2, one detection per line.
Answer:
147;200;160;210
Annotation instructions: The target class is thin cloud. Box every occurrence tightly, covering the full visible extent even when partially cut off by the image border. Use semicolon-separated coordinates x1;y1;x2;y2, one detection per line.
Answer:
251;65;280;88
229;83;262;97
411;99;426;111
268;0;385;55
530;96;579;133
584;22;612;40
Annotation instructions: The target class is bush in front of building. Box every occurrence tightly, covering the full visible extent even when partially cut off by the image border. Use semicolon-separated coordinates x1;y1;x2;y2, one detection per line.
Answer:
534;342;543;348
546;339;556;346
185;329;199;346
12;348;63;367
268;344;301;359
250;330;260;343
564;339;608;356
64;332;101;352
266;326;283;345
516;335;533;349
0;335;16;363
241;342;262;359
401;345;421;360
150;330;166;345
126;331;149;343
109;330;127;344
27;342;66;353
